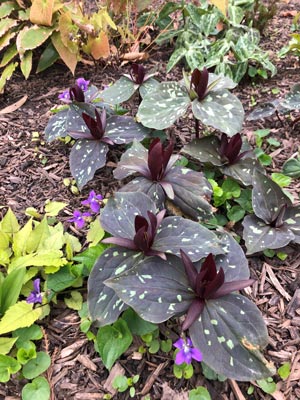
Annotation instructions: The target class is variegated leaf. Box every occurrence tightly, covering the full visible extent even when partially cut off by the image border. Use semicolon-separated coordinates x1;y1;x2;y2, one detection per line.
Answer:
137;82;190;129
88;247;143;326
100;192;157;239
16;25;54;53
192;90;244;136
242;215;294;255
106;116;149;144
222;158;264;187
182;136;222;166
283;205;300;244
153;216;223;261
252;171;292;224
139;77;160;98
281;83;300;110
101;76;137;105
246;102;277;121
44;109;69;142
69;140;108;189
189;294;274;381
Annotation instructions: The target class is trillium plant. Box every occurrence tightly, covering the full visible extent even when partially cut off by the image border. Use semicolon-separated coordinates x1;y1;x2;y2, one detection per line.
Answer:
101;63;160;104
114;138;213;220
183;133;264;186
137;68;245;137
88;192;224;326
105;229;275;381
242;171;300;254
44;80;150;189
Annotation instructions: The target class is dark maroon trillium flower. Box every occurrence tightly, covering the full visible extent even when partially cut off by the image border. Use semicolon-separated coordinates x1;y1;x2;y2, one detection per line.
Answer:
129;63;146;85
219;133;250;165
190;68;209;101
180;250;255;331
70;109;114;144
147;138;174;181
69;84;85;102
102;210;167;259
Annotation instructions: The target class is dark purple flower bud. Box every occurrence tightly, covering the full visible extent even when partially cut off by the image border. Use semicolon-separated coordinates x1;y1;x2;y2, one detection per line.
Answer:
147;138;174;181
190;68;209;101
180;250;255;330
174;337;202;365
130;64;146;85
219;133;248;165
26;278;42;304
81;109;113;144
70;84;85;102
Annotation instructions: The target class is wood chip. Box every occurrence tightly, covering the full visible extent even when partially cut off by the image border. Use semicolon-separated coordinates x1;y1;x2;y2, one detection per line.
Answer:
0;95;27;114
103;362;125;396
74;393;104;399
161;382;189;400
140;361;168;396
265;263;291;301
59;339;87;359
76;354;98;372
286;289;300;317
228;379;247;400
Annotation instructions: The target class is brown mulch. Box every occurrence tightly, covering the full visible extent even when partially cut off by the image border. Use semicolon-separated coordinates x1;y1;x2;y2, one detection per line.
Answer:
1;1;300;399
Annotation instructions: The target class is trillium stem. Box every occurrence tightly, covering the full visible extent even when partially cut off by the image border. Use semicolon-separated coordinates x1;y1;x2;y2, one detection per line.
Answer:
195;118;200;138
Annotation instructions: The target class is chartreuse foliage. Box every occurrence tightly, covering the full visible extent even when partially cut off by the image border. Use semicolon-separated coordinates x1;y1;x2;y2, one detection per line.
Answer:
243;171;300;254
0;0;117;92
44;81;150;189
88;191;224;327
152;0;276;82
182;133;264;186
105;231;275;380
137;68;244;136
114;138;213;220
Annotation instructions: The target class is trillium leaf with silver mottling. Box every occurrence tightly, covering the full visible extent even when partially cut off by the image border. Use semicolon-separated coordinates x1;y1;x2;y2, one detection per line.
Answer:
88;247;143;326
44;108;69;142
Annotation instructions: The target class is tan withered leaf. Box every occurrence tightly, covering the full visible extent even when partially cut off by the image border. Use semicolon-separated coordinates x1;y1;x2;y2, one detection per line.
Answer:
30;0;54;27
59;12;79;54
51;31;77;75
89;31;110;60
0;95;27;114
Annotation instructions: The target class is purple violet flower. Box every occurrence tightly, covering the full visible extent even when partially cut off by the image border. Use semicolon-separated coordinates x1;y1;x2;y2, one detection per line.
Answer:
76;77;90;92
173;337;203;365
58;89;71;103
81;190;103;213
26;278;42;304
68;210;91;229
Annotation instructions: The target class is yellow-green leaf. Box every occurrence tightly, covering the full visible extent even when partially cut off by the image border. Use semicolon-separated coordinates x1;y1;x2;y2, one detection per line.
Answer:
91;9;117;31
86;218;105;246
26;217;50;253
0;2;19;19
44;201;68;216
0;43;18;67
12;219;32;257
0;61;18;93
20;50;32;79
0;30;16;52
0;301;44;335
8;250;67;272
58;12;79;54
51;31;77;75
16;25;54;54
0;18;17;37
30;0;54;27
64;232;82;260
209;0;228;16
0;231;9;250
0;249;10;266
64;291;82;310
0;208;19;235
25;207;41;219
0;337;18;355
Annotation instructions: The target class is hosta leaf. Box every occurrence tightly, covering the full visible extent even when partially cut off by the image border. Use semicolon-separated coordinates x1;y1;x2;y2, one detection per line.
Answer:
242;215;294;254
100;192;157;239
192;91;244;136
182;136;222;166
88;247;143;326
0;42;17;67
222;158;264;186
137;82;190;129
16;25;54;53
281;83;300;110
0;61;18;93
29;0;54;26
246;102;276;121
105;255;194;323
152;216;223;261
44;109;69;142
51;31;77;75
101;76;136;104
139;78;160;98
0;18;17;37
165;167;213;220
284;206;300;244
106;116;149;144
69;140;108;189
0;30;16;52
252;171;292;224
189;294;275;381
20;50;32;79
36;41;60;73
0;2;18;19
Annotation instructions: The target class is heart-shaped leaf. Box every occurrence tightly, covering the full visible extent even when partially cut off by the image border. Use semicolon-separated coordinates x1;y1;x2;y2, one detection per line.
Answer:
183;136;222;166
222;158;264;186
88;247;143;326
139;77;160;98
137;82;190;129
69;140;108;189
101;76;137;104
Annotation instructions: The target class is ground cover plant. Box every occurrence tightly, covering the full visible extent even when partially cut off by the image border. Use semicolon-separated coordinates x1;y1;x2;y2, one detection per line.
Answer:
1;0;300;399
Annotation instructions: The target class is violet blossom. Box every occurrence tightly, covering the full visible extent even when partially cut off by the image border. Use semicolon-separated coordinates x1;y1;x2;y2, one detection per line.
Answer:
173;337;202;365
68;210;91;229
76;77;90;92
82;190;103;213
26;278;42;304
